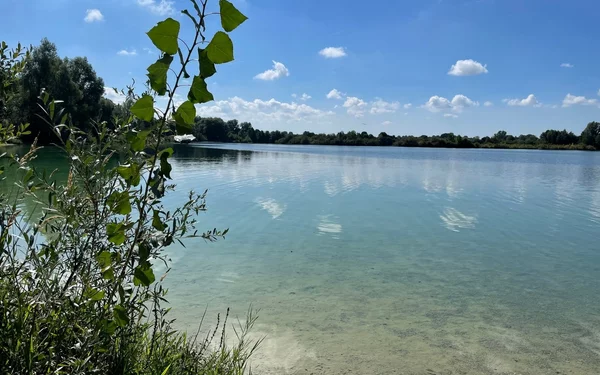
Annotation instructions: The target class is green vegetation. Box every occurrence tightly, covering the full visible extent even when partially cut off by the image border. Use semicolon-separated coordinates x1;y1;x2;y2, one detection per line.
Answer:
189;117;600;150
1;1;263;374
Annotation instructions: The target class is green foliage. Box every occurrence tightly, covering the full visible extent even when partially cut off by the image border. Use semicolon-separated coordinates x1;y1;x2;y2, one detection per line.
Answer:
188;115;598;150
219;0;248;32
174;101;196;134
0;42;32;143
206;32;235;64
189;75;214;104
131;95;155;122
15;39;105;142
147;18;181;55
0;1;256;374
581;121;600;148
199;48;217;78
147;55;174;95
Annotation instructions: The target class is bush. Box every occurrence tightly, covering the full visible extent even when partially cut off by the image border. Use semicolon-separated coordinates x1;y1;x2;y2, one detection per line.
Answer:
0;1;261;374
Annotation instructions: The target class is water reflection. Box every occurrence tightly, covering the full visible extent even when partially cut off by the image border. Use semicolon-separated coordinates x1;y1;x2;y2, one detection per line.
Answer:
439;207;478;232
255;197;286;219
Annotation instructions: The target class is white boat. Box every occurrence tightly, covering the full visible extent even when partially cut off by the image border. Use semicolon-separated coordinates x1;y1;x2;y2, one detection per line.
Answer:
174;134;196;143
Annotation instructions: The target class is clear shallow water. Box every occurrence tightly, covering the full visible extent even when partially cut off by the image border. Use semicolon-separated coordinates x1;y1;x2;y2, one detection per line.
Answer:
4;144;600;374
159;144;600;374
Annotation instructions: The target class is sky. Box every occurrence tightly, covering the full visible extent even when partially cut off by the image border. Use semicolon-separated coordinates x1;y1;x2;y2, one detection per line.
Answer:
2;0;600;136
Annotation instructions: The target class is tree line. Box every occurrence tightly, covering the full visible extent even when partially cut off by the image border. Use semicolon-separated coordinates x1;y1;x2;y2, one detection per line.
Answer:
2;39;599;150
192;117;600;150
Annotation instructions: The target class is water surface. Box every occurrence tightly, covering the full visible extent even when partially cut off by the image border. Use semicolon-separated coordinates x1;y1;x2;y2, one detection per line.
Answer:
6;144;600;374
159;144;600;374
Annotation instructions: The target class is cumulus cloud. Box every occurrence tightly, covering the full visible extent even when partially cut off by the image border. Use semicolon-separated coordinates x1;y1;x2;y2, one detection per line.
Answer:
254;61;289;81
448;59;488;76
444;113;458;118
343;96;367;117
503;94;541;107
370;98;400;114
319;47;347;58
103;87;126;104
195;96;334;124
403;103;412;109
137;0;175;15
562;94;598;107
560;63;574;68
381;121;392;126
326;89;344;100
117;49;137;56
84;9;104;22
484;101;493;107
421;94;478;113
422;96;451;112
300;93;311;101
450;94;478;112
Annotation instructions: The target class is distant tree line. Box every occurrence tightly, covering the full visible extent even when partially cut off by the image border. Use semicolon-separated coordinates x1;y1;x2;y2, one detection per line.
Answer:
192;117;600;151
2;39;599;150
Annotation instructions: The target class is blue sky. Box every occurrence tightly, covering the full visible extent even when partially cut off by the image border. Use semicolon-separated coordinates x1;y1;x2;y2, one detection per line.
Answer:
3;0;600;136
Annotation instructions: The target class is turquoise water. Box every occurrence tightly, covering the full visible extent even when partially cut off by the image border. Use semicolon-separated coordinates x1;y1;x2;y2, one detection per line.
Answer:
5;143;600;374
158;144;600;374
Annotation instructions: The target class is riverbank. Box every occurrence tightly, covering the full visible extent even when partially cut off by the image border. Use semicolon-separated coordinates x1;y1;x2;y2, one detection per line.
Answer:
187;140;597;151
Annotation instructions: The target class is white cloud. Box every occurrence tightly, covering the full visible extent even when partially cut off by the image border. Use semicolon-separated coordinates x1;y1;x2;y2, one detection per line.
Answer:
254;61;289;81
484;101;493;107
117;49;137;56
195;96;334;124
422;96;451;112
326;89;344;100
381;121;393;126
560;63;574;68
343;96;367;118
503;94;541;107
562;93;598;107
421;94;478;113
370;98;400;114
137;0;175;15
450;94;478;112
300;93;311;101
444;113;458;118
143;47;154;55
84;9;104;23
103;87;126;104
319;47;347;59
448;59;488;76
403;103;412;109
598;89;600;96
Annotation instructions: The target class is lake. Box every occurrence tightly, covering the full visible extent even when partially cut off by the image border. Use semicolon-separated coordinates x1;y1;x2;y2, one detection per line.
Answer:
6;143;600;374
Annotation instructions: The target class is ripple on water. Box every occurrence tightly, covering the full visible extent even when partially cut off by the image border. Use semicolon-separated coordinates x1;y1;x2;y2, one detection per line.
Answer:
317;215;343;239
439;207;478;232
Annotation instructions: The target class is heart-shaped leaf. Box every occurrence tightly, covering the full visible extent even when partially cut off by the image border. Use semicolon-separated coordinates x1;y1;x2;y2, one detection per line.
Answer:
219;0;248;32
146;18;180;55
206;31;234;64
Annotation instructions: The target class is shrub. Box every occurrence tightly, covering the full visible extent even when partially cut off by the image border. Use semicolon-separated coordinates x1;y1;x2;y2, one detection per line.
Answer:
0;1;261;374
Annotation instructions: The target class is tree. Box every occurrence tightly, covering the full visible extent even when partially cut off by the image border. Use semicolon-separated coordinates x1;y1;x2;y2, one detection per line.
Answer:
493;130;508;143
581;121;600;148
18;39;104;142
